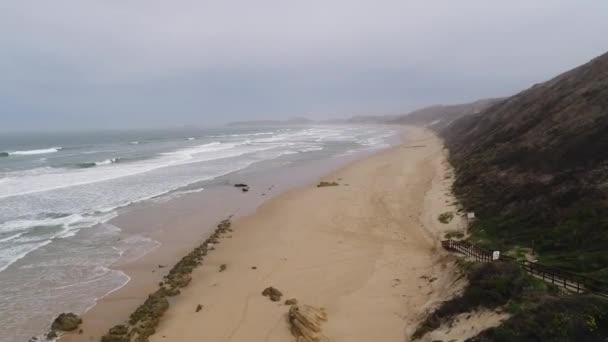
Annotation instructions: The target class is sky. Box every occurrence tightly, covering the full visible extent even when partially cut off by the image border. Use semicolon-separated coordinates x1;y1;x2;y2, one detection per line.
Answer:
1;1;607;131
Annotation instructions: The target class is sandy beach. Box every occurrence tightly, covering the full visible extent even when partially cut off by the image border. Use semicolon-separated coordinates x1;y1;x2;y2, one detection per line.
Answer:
57;125;464;342
124;126;462;342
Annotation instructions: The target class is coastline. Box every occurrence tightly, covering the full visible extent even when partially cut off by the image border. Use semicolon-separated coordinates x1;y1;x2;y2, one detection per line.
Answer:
61;125;463;341
56;127;400;341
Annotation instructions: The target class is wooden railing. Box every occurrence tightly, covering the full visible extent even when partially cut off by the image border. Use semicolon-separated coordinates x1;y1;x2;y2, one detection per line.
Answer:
441;239;608;299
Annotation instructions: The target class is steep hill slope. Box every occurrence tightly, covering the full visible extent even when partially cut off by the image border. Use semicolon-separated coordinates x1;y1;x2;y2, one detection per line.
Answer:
388;98;502;130
443;52;608;279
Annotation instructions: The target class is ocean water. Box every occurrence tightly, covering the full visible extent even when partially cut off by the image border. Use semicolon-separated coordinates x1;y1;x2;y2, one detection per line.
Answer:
0;125;396;341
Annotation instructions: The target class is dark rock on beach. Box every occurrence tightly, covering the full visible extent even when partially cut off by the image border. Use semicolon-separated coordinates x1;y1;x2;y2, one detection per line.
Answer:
262;286;283;302
234;183;248;188
285;298;298;305
51;312;82;331
108;325;128;335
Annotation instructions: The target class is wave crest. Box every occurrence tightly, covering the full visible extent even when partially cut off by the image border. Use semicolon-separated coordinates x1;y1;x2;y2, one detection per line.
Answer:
5;147;62;156
75;158;120;168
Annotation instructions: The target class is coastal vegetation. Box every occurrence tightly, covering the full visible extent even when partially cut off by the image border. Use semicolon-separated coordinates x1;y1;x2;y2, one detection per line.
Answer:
413;261;608;341
440;52;608;282
412;51;608;341
437;212;454;224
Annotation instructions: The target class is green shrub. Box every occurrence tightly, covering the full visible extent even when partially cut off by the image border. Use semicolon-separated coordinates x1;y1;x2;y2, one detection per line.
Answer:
412;262;536;339
468;296;608;342
438;212;454;224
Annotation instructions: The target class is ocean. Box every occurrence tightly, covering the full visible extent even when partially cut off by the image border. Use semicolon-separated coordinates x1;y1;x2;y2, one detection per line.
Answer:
0;124;397;341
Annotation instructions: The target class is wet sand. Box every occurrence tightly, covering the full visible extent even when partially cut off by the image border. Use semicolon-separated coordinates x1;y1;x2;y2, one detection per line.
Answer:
135;126;463;342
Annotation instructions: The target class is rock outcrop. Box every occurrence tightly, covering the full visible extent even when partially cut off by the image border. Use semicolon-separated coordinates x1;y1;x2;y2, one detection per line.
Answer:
51;313;82;331
100;218;234;342
288;304;329;342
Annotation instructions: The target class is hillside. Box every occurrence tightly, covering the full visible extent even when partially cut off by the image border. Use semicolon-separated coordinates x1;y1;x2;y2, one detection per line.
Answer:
442;52;608;279
387;98;502;130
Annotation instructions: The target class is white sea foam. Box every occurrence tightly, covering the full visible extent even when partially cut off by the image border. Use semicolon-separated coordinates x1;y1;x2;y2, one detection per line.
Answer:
95;158;119;166
0;239;52;272
8;147;62;156
0;232;24;243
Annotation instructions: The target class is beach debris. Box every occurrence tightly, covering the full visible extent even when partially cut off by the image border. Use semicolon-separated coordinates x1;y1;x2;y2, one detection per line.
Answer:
219;264;227;272
288;304;329;342
196;304;203;312
234;183;248;188
262;286;283;302
158;264;165;268
51;313;82;331
252;266;257;269
317;181;339;187
285;298;298;305
242;187;249;192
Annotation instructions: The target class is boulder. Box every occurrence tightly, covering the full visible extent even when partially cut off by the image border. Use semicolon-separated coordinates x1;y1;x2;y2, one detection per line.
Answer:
262;286;283;302
51;313;82;331
285;298;298;305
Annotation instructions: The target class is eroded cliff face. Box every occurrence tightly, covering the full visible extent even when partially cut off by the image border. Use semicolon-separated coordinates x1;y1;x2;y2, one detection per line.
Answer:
442;52;608;279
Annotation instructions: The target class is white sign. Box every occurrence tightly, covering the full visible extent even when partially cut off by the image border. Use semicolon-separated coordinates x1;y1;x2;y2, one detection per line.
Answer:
492;251;500;260
467;212;476;220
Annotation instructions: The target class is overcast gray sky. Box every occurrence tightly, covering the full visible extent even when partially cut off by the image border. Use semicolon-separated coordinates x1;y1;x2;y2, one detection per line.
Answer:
1;1;607;131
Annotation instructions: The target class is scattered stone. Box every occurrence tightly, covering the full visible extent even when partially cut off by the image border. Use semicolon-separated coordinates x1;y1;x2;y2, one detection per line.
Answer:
285;298;298;305
251;266;257;270
242;187;249;192
46;331;57;340
317;181;339;187
158;264;166;268
196;304;203;312
219;264;227;272
262;286;283;302
288;304;329;342
51;313;82;331
234;183;248;188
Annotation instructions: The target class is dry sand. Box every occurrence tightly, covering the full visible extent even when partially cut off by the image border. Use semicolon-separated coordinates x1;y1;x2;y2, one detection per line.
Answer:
143;126;465;342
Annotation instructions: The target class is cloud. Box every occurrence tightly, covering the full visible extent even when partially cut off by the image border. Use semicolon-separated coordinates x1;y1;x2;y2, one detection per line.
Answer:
1;0;607;130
